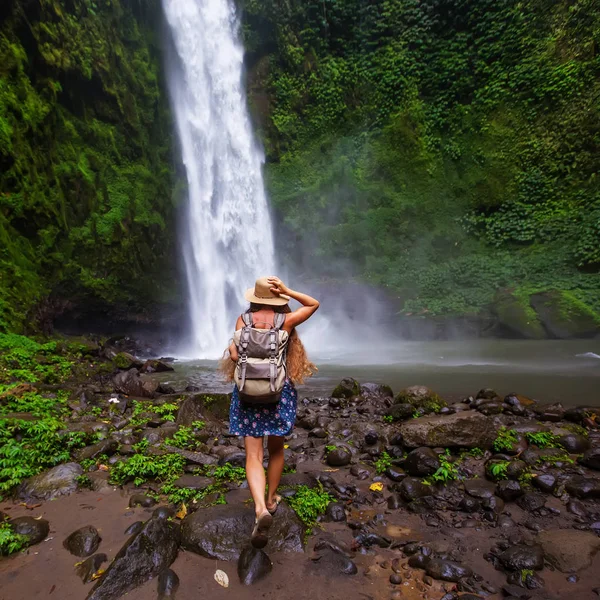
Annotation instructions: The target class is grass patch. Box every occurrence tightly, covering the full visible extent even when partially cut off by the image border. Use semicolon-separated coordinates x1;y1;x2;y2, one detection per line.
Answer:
287;484;333;530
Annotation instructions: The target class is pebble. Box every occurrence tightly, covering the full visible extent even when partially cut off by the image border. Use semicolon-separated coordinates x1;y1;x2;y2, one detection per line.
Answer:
389;573;402;585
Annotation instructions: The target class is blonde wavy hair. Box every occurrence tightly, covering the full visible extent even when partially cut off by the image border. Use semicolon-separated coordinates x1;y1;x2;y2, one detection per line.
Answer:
218;304;317;385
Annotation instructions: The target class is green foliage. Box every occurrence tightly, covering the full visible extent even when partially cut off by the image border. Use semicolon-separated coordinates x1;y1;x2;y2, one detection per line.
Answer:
493;427;520;452
382;415;394;423
425;450;460;484
153;402;178;422
209;464;247;484
287;484;333;530
374;451;393;474
166;426;196;450
108;453;185;487
487;460;510;480
244;0;600;318
525;431;560;449
0;519;28;556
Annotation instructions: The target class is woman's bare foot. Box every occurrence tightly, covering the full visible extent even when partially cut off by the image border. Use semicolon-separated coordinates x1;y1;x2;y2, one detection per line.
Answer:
266;494;282;515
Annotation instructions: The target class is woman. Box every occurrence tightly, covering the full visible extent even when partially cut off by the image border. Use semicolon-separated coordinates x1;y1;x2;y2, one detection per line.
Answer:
220;276;319;547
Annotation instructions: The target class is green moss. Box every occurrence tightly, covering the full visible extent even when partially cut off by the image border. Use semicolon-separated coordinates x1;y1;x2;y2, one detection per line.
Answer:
494;291;547;339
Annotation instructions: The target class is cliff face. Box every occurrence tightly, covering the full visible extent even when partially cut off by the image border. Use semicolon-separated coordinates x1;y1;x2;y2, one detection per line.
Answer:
241;0;600;335
0;0;178;332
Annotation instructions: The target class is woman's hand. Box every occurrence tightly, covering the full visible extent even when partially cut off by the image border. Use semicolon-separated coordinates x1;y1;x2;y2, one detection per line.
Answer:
267;276;289;296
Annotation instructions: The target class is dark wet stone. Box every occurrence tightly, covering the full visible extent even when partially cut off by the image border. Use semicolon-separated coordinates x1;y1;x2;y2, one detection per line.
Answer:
8;516;49;546
506;460;529;480
172;475;214;489
496;480;524;501
218;451;246;467
238;546;272;585
76;554;108;583
16;462;83;502
113;368;158;399
532;473;557;493
517;493;546;513
535;403;565;422
354;532;390;548
361;382;393;398
129;494;157;508
364;431;379;445
390;573;402;584
458;496;481;513
157;569;179;599
326;447;352;467
386;404;414;421
181;503;303;561
498;544;544;571
313;544;357;576
405;447;440;477
502;583;533;598
482;495;504;514
332;378;360;399
559;434;590;454
397;477;430;501
477;388;498;400
497;514;516;528
408;553;431;569
387;494;402;509
477;401;504;415
580;448;600;471
124;521;145;536
328;397;342;409
325;502;346;522
86;511;180;600
386;467;405;482
567;499;589;518
425;558;472;582
464;479;495;499
63;525;102;557
75;439;119;463
152;506;175;520
566;476;600;498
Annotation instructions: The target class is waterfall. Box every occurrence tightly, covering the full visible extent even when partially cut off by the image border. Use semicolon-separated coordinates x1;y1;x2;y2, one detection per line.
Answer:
162;0;275;358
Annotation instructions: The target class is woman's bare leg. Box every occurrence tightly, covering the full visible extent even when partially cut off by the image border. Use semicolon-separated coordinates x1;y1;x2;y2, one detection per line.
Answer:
266;435;285;509
245;436;268;518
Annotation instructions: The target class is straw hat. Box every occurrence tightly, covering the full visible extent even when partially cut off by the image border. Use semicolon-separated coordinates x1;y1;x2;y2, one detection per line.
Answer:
244;276;290;306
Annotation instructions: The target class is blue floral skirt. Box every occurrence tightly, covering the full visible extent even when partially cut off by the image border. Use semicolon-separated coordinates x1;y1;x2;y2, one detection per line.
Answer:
229;380;297;437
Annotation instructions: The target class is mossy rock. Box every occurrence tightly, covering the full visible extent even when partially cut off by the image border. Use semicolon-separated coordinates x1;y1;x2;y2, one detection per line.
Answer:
112;352;139;370
394;385;447;414
530;290;600;338
176;393;231;425
493;291;546;339
331;378;361;399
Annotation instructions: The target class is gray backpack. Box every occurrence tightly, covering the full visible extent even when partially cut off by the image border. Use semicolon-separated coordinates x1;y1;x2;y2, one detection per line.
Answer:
233;313;289;404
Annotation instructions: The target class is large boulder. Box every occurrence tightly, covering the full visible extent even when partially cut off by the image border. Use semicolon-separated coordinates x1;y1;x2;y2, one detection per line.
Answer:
399;412;497;449
86;507;180;600
238;546;272;585
579;448;600;471
74;439;119;462
404;448;440;477
181;503;304;561
63;525;102;557
498;545;544;571
331;378;360;399
493;291;547;339
8;516;49;547
113;369;158;399
175;393;231;424
394;386;447;413
16;463;82;502
538;529;600;573
530;290;600;338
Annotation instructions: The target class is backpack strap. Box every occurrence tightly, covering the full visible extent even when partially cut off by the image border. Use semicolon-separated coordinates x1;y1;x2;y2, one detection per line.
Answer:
239;313;252;390
266;314;286;392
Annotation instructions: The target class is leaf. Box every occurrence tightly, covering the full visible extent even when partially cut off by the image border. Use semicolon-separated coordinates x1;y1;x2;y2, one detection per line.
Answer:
91;569;105;580
214;569;229;588
175;503;187;520
369;482;384;492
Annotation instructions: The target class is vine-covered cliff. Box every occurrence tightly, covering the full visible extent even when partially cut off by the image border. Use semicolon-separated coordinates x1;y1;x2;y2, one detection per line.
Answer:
0;0;176;332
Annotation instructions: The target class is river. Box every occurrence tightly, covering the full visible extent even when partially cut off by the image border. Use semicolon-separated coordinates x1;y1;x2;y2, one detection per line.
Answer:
157;339;600;406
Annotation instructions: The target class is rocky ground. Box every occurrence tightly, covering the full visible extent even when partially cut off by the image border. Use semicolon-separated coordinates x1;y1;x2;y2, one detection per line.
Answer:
1;337;600;600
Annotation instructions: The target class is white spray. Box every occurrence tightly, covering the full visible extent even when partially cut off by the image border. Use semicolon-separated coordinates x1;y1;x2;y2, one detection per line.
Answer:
162;0;275;358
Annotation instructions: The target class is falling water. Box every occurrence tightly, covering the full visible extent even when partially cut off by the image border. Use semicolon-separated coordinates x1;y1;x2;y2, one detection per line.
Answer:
162;0;275;358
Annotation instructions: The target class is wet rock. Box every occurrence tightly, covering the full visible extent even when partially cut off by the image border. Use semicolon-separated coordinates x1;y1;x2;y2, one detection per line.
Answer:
464;479;495;499
567;499;589;518
408;553;431;569
532;473;557;493
386;467;405;482
8;516;49;546
425;558;472;582
141;360;174;374
476;388;498;400
404;447;440;476
482;495;504;514
86;509;180;600
312;543;357;576
477;402;504;416
113;368;158;399
498;545;544;571
171;475;214;490
386;404;415;421
397;477;430;501
565;476;600;498
181;503;303;561
157;569;179;599
129;494;157;508
124;522;145;536
360;383;393;398
559;434;590;454
364;430;378;445
63;525;102;557
538;529;600;572
237;546;272;585
506;460;529;480
535;402;565;422
502;583;533;598
389;573;402;584
458;496;481;513
516;493;546;512
354;532;391;548
16;462;82;502
175;393;230;425
76;554;108;583
325;503;346;522
308;427;328;438
496;480;523;501
400;412;497;449
75;439;119;462
387;494;402;509
326;447;352;467
332;378;360;399
497;515;516;528
579;448;600;471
